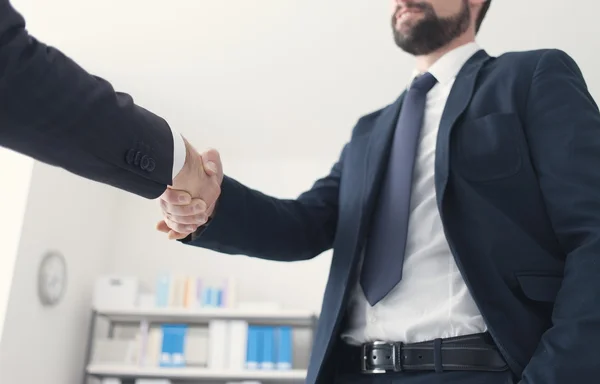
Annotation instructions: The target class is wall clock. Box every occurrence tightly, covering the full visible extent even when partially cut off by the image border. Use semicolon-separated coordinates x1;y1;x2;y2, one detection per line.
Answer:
37;250;68;306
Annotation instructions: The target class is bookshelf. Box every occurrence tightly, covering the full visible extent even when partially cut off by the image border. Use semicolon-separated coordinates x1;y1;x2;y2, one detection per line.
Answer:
82;306;319;384
87;364;308;381
95;306;318;326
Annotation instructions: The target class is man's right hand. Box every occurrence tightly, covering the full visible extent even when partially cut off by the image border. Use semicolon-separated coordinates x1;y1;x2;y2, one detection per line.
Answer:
157;143;223;239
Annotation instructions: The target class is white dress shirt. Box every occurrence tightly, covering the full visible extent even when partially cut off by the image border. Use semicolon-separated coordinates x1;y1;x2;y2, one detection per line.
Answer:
171;130;186;178
341;42;488;345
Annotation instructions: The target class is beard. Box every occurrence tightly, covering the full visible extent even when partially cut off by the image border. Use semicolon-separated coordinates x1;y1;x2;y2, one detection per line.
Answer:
392;0;471;55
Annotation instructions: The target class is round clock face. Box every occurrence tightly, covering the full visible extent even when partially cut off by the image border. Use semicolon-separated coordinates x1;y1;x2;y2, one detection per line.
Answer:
38;251;67;306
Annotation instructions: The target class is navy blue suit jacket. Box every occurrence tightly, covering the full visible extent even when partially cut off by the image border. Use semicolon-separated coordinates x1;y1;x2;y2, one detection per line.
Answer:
0;1;173;198
185;48;600;383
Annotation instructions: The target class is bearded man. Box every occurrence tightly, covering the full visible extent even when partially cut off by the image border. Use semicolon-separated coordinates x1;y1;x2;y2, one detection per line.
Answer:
159;1;600;383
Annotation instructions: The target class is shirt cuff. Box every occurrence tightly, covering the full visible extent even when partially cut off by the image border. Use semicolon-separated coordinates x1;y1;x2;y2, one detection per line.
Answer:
171;129;186;179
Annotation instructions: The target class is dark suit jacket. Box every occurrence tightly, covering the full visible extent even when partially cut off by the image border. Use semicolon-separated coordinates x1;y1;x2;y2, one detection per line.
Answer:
184;47;600;384
0;1;173;198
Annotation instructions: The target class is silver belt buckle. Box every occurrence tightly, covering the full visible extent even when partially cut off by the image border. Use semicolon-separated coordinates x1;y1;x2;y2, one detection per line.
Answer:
361;341;399;374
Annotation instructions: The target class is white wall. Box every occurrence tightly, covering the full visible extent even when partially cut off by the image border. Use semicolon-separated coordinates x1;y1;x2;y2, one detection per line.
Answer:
0;149;34;346
2;0;600;382
0;163;119;383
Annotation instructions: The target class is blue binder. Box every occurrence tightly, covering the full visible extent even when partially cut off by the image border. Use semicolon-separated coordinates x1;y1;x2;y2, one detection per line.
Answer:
159;324;188;368
260;326;275;370
245;325;260;369
276;326;293;370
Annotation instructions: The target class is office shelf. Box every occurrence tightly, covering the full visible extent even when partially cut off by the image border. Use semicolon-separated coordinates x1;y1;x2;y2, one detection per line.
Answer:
87;364;307;381
83;307;318;383
94;306;318;326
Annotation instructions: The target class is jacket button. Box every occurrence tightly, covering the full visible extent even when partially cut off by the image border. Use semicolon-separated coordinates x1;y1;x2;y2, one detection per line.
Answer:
146;159;156;172
125;149;136;164
140;155;150;170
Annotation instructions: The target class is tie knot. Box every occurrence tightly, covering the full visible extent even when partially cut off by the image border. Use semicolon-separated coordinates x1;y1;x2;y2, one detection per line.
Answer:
409;72;437;93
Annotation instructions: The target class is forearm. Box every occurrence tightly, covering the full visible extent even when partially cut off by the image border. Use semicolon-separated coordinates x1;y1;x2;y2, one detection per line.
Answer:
183;176;337;261
0;3;173;198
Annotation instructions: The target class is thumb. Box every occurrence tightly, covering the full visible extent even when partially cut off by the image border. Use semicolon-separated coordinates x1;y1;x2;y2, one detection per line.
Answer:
160;187;193;205
201;148;222;178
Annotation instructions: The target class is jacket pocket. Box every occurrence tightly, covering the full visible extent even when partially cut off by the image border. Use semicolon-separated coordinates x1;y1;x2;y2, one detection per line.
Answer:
515;273;563;303
454;112;523;182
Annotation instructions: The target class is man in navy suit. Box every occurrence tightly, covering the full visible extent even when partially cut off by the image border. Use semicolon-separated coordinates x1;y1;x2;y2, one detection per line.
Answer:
160;0;600;383
0;0;220;212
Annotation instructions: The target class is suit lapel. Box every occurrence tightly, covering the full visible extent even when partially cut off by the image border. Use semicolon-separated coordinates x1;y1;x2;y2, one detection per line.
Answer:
356;50;491;235
435;50;492;208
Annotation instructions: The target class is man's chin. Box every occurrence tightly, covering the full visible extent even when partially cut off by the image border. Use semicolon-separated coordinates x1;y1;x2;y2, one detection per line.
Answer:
394;34;414;48
394;20;417;34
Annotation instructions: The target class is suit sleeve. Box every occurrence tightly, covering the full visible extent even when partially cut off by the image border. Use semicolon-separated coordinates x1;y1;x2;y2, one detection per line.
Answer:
181;145;347;262
520;49;600;383
0;1;175;199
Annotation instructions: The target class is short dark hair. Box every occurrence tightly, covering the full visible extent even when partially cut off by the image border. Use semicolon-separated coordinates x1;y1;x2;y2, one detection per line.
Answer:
475;0;492;33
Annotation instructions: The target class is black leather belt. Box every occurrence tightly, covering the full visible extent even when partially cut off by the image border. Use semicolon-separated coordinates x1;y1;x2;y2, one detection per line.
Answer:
341;333;508;374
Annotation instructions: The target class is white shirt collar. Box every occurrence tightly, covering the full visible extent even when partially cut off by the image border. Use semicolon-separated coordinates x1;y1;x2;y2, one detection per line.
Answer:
408;42;482;88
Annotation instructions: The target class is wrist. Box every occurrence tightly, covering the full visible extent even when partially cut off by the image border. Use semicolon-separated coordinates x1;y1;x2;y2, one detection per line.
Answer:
173;139;197;186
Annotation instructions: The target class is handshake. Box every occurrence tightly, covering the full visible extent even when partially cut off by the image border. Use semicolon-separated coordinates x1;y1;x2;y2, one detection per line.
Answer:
156;139;224;240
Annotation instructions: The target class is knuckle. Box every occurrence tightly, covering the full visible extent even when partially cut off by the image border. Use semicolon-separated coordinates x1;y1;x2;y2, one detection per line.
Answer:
166;189;190;204
191;204;204;214
167;218;181;231
160;200;169;211
196;214;207;224
170;214;188;225
165;218;176;230
163;204;176;215
175;206;187;216
167;216;195;233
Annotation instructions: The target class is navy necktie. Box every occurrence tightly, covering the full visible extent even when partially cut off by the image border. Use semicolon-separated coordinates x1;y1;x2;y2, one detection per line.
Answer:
360;72;438;306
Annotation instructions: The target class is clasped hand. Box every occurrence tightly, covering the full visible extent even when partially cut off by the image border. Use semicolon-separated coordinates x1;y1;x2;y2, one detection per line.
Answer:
156;140;223;240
